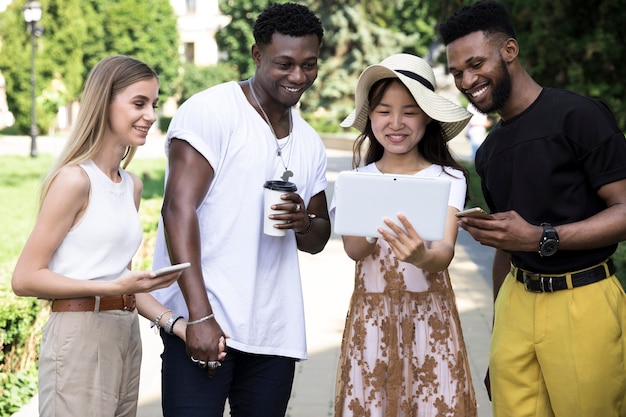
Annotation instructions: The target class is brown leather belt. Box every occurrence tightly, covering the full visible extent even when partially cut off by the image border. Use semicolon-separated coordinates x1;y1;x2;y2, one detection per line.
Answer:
51;294;136;312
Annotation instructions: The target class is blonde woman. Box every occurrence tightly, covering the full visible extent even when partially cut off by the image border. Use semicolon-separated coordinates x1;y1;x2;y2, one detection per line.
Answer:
12;56;192;417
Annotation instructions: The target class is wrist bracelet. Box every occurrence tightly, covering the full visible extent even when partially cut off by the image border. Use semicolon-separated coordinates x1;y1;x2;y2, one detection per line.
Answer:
164;314;183;335
154;309;172;334
296;213;316;236
187;313;214;325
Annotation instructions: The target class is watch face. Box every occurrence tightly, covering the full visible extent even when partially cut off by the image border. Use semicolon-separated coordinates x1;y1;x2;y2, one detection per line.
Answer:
541;239;559;256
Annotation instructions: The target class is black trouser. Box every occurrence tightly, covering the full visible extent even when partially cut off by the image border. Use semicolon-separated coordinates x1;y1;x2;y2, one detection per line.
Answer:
160;331;296;417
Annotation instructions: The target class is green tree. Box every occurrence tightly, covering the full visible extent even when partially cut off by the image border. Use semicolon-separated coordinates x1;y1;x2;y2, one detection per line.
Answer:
216;0;275;78
0;0;51;135
306;1;435;129
215;0;437;131
178;61;237;106
429;0;626;131
0;0;181;135
506;0;625;130
91;0;180;100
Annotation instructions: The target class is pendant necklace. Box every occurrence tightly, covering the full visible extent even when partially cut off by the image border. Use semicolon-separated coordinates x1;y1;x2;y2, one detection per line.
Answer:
249;78;294;182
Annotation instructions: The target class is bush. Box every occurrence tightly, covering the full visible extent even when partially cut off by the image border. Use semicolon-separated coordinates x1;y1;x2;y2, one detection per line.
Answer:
0;274;47;417
0;156;166;415
158;116;172;133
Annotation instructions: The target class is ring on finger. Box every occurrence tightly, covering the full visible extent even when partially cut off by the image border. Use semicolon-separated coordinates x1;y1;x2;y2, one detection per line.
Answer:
197;360;207;368
207;360;221;370
190;356;200;363
295;203;301;212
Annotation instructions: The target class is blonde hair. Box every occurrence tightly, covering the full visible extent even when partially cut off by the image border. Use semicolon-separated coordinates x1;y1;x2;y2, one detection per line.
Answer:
39;55;158;210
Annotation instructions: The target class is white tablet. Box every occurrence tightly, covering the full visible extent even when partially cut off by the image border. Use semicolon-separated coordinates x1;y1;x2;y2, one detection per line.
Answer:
333;171;451;241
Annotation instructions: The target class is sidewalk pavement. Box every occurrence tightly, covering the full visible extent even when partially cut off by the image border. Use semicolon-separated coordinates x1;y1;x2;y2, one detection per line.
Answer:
7;133;495;417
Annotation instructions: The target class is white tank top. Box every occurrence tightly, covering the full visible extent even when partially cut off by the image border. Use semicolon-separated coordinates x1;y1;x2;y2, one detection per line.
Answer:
48;160;142;281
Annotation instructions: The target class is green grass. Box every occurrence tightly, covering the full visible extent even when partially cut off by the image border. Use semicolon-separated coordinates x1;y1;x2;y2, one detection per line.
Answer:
0;155;54;267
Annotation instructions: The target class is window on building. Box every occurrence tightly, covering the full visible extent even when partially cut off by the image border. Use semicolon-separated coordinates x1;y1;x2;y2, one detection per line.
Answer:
184;42;195;64
185;0;196;14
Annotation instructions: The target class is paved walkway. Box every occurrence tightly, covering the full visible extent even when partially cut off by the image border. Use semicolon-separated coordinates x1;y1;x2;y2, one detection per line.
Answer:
7;132;495;417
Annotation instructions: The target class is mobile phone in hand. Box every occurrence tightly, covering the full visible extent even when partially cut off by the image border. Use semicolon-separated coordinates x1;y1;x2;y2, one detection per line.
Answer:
153;262;191;277
455;207;493;220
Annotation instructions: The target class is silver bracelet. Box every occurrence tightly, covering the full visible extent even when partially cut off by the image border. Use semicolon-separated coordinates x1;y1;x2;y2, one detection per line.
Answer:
154;309;172;334
187;313;214;325
164;314;183;335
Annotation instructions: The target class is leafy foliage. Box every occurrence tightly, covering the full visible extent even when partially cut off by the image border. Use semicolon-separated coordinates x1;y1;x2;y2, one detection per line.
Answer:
0;0;181;135
0;155;167;415
215;0;438;131
177;62;237;106
505;0;626;130
0;275;46;417
430;0;626;131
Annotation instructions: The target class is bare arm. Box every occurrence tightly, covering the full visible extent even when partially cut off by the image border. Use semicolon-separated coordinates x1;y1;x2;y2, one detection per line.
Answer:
136;293;187;340
161;139;224;368
342;235;378;261
266;189;331;254
12;166;178;299
556;179;626;249
458;178;626;252
294;191;331;254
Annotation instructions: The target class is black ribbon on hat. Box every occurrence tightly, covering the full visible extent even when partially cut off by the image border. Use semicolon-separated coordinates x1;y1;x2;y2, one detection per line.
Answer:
395;69;435;92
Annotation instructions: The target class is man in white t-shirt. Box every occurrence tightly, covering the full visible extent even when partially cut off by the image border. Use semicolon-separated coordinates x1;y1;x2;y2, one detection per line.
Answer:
151;4;330;417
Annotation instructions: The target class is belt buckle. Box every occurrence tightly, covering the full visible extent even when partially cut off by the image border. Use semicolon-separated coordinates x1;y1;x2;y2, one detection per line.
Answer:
522;271;544;293
122;294;136;311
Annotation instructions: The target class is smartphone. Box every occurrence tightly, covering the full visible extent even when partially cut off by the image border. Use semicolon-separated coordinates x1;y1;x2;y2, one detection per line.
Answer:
455;207;493;220
153;262;191;277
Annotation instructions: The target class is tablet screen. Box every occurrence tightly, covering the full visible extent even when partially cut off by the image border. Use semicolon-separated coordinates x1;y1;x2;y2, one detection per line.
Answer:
333;171;451;241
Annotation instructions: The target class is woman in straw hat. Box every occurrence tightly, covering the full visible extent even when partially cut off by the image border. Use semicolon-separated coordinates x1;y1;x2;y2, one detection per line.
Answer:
331;53;477;416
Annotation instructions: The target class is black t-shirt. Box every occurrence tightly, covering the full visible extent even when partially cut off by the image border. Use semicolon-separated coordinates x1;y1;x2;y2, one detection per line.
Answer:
475;88;626;273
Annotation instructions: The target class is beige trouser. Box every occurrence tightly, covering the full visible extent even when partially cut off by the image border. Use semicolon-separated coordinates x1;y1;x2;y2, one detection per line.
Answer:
38;309;142;417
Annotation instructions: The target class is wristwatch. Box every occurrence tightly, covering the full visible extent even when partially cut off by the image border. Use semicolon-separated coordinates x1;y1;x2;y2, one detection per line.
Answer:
538;223;559;257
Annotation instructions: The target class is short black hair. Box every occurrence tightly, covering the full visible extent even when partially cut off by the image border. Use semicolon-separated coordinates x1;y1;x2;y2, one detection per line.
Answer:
438;1;516;45
253;3;324;47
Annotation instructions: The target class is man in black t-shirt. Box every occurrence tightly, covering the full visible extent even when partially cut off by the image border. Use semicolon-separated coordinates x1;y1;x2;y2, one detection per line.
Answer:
439;2;626;417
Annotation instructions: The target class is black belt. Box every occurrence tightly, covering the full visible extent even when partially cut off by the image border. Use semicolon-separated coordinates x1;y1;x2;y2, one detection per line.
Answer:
512;259;615;293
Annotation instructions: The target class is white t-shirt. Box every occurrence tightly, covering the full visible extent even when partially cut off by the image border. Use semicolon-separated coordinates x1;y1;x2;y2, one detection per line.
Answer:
152;82;327;360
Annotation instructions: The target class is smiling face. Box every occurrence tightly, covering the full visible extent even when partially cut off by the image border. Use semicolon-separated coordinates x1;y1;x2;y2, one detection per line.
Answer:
252;32;320;109
446;31;512;115
105;77;159;148
369;80;432;156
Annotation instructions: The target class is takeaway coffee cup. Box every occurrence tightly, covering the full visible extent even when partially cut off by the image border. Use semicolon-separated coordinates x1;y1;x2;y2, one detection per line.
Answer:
263;180;297;236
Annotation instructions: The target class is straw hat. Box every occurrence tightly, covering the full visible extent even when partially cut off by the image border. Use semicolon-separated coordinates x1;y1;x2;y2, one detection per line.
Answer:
341;53;472;141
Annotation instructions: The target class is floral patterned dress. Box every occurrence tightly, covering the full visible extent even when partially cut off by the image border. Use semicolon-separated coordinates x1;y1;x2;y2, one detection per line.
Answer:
334;236;477;417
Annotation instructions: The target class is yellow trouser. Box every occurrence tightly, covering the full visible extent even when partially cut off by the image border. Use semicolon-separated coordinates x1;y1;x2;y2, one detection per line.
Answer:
490;272;626;417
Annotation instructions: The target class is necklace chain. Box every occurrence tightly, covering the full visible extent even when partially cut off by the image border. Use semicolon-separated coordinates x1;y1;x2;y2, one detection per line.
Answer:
249;78;293;157
249;78;294;182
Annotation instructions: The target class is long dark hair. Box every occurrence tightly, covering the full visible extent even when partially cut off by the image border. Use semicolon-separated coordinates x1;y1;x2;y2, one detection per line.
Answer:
351;78;470;202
